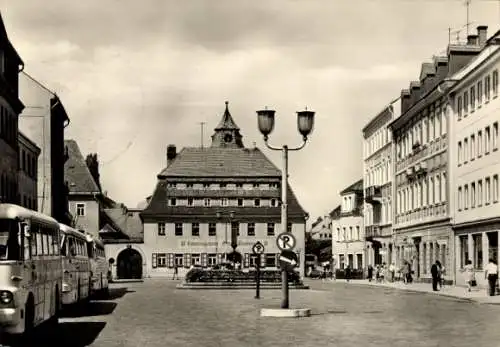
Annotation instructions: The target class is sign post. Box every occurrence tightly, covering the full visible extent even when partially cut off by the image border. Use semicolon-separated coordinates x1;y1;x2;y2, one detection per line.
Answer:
276;232;297;308
252;241;265;299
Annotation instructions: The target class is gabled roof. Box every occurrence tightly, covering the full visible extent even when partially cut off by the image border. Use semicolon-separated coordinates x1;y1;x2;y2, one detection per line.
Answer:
158;147;281;178
340;179;363;195
64;139;100;194
0;12;23;65
329;205;341;219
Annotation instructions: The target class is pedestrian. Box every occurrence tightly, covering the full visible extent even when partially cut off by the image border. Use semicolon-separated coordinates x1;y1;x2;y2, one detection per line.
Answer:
431;260;440;291
439;263;446;289
406;261;413;284
461;259;475;293
345;265;351;282
485;258;498;296
172;264;179;280
367;265;373;282
389;262;395;282
401;261;408;284
380;263;386;283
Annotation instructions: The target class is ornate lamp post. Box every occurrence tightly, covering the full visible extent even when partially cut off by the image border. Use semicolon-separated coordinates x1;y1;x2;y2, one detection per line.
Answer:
256;107;315;309
216;211;236;267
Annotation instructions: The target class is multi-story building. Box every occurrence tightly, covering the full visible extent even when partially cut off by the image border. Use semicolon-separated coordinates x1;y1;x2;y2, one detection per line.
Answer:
18;72;72;224
448;29;500;287
310;216;332;241
64;139;101;237
388;26;487;282
17;131;39;210
0;14;24;204
331;179;364;270
139;102;309;278
362;98;401;266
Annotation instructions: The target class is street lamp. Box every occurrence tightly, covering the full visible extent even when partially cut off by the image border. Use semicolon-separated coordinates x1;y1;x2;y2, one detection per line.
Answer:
256;107;315;309
216;211;236;267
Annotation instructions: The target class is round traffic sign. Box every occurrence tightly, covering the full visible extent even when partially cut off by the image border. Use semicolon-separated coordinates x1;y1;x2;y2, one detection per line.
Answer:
276;232;296;251
252;241;265;254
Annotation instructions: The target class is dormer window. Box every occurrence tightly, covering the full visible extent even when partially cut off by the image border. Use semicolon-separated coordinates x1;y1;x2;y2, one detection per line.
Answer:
236;183;243;188
203;183;210;188
186;183;193;188
220;183;227;188
253;183;259;188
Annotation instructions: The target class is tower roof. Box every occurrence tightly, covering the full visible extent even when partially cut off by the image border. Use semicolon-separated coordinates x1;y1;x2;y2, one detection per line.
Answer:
214;101;240;131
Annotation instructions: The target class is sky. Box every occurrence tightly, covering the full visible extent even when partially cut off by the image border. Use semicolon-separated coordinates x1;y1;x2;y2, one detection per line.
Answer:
2;0;500;222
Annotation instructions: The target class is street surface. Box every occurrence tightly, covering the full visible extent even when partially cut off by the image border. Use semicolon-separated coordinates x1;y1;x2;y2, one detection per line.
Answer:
14;279;500;346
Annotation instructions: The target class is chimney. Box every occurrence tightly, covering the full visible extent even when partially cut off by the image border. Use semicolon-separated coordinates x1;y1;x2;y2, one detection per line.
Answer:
167;144;177;167
400;89;411;114
477;26;488;46
467;34;479;46
409;81;421;106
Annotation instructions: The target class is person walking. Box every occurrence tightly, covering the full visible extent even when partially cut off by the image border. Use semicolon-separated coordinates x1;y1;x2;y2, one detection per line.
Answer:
461;259;475;293
172;264;179;280
389;263;396;282
345;265;352;282
431;260;440;291
485;258;498;296
367;265;373;282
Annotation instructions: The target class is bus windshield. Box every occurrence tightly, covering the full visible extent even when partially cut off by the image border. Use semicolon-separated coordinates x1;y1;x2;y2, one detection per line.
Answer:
0;219;21;261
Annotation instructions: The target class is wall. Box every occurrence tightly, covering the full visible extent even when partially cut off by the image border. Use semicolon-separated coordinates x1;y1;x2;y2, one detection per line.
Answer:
69;198;100;237
105;243;147;280
0;97;19;203
332;215;365;269
142;221;306;278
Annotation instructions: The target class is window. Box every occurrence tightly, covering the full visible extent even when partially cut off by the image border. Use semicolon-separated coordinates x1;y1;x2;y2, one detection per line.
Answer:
464;91;469;114
486;177;491;204
478;80;483;105
174;254;183;266
253;183;259;188
175;223;183;236
457;96;463;118
494;70;499;96
158;223;166;236
170;198;176;206
287;222;292;233
486;75;491;101
254;199;261;207
470;86;476;109
494;175;499;203
473;234;483;269
231;222;239;237
464;184;469;209
265;253;276;267
157;254;167;267
76;203;85;216
478;130;483;156
220;183;227;188
478;180;483;206
237;198;243;207
191;254;201;266
267;223;275;236
493;122;498;150
186;183;193;188
192;223;200;236
208;223;216;236
356;226;360;240
247;222;255;236
471;182;476;208
204;198;211;207
203;183;210;188
167;182;176;188
236;183;243;188
464;138;469;162
221;198;228;206
470;134;475;161
208;254;217;266
270;198;277;207
459;235;468;268
458;186;463;210
458;141;462;165
486;126;491;153
187;198;194;206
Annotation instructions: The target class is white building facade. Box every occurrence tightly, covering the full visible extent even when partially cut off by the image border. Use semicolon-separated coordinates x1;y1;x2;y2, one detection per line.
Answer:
449;34;500;287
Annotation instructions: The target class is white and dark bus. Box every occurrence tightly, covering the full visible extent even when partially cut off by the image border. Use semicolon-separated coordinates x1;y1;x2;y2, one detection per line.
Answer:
0;204;62;337
59;224;91;306
85;233;109;298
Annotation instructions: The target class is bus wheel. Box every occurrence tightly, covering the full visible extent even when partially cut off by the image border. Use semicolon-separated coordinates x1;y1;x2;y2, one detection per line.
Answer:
47;287;59;331
23;298;35;340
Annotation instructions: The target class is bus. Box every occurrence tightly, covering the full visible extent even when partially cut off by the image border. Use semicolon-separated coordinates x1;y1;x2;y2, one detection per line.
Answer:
59;224;91;306
85;233;109;298
0;204;62;337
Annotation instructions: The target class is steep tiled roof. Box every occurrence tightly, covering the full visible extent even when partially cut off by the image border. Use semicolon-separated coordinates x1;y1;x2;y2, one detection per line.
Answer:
215;101;240;131
64;139;100;194
100;207;143;242
158;147;281;178
340;179;363;195
329;205;341;220
141;182;307;222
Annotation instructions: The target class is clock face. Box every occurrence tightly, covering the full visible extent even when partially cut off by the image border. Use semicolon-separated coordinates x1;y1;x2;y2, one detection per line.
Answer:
224;133;233;143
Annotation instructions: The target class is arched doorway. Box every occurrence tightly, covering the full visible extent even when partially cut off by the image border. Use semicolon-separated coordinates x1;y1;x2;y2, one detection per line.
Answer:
117;248;143;279
227;251;242;266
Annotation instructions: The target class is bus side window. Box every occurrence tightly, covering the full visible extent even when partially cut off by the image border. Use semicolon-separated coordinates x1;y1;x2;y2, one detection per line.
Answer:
47;233;53;256
23;224;31;261
69;238;76;257
54;232;60;256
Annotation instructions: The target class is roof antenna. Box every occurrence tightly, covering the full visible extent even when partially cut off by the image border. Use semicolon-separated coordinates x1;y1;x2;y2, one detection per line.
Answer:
199;121;205;149
465;0;472;36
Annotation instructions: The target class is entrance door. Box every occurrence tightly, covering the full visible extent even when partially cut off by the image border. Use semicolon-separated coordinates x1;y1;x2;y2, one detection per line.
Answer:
117;248;143;279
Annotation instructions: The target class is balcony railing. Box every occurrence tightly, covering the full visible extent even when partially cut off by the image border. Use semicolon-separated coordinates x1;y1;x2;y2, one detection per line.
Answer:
365;185;382;204
365;225;381;239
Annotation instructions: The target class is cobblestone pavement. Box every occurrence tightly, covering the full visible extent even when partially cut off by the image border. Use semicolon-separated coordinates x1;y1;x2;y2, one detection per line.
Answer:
13;279;500;346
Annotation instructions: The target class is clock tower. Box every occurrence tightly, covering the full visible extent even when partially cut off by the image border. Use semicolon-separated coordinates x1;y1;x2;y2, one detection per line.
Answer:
210;101;244;148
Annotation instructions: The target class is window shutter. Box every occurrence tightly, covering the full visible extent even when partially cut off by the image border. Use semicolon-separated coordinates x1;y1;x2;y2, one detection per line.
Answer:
217;253;223;264
201;253;208;267
184;253;191;268
261;254;266;268
244;253;250;268
167;253;173;268
152;253;157;269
